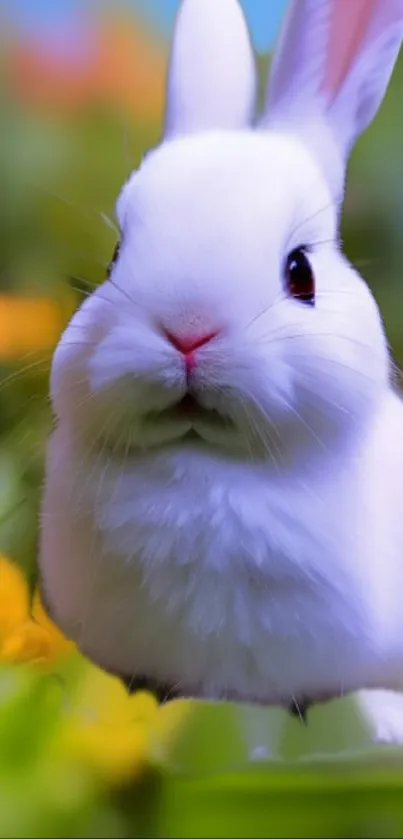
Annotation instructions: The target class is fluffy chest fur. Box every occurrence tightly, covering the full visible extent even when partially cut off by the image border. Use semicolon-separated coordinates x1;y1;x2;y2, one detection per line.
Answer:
40;425;393;706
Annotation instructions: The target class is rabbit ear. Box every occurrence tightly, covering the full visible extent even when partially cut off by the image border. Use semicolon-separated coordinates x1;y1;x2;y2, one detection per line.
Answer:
163;0;256;138
262;0;403;193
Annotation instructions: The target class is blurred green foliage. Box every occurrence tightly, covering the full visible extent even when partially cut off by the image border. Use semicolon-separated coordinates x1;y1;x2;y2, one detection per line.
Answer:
1;15;403;839
3;661;403;839
0;95;160;574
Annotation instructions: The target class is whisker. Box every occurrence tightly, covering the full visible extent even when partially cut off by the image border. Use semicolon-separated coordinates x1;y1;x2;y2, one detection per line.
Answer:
291;696;308;725
237;390;283;470
162;681;183;704
245;287;364;334
71;271;149;319
308;237;339;249
47;341;93;349
40;187;116;228
285;199;340;251
99;211;119;236
107;276;150;318
108;276;138;308
0;358;51;394
245;291;288;331
69;285;128;315
260;330;387;358
68;280;97;298
288;353;380;385
111;425;135;506
281;398;329;453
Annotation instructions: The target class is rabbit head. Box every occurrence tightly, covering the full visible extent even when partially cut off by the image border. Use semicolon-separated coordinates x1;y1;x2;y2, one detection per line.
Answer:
51;0;403;468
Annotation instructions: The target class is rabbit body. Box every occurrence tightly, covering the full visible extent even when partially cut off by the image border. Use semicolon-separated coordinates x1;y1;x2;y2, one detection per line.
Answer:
40;128;403;707
40;0;403;714
41;383;403;707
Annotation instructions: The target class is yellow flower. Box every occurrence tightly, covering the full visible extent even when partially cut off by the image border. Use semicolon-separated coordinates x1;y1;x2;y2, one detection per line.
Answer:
32;589;75;660
0;555;191;783
0;554;74;665
1;620;53;665
59;658;191;784
0;554;29;637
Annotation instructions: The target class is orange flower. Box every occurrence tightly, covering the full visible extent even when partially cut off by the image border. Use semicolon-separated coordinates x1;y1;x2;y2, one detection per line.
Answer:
0;294;76;359
5;12;166;121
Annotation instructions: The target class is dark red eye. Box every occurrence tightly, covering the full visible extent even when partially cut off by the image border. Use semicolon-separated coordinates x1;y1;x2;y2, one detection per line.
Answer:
107;241;120;277
285;247;315;306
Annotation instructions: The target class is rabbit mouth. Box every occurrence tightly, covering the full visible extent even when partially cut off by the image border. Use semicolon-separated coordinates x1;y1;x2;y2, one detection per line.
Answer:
147;394;234;433
98;396;239;456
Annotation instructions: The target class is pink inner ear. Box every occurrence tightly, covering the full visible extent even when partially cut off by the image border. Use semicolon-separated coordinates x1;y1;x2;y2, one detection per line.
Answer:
322;0;376;97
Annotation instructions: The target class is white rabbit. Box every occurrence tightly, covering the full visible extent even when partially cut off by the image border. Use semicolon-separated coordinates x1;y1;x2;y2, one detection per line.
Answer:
40;0;403;730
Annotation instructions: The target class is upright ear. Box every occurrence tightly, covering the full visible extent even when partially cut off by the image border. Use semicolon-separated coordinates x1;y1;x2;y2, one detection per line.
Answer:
261;0;403;194
163;0;256;138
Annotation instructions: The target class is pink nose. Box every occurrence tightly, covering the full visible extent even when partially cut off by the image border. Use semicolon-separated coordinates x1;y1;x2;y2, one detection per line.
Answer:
163;329;218;355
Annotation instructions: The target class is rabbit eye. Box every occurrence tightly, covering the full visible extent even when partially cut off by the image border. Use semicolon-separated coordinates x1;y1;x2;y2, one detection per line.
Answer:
284;247;315;306
107;241;120;277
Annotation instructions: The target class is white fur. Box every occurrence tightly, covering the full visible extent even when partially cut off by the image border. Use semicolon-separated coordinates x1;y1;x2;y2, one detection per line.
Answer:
164;0;256;137
263;0;403;196
40;0;403;734
358;690;403;743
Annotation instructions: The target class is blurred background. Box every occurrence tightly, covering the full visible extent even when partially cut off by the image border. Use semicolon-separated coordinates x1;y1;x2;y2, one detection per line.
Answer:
1;2;403;837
